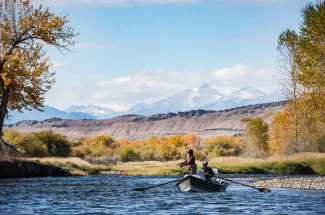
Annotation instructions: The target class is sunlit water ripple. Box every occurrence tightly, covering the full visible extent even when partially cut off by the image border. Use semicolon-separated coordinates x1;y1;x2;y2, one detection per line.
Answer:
0;176;324;214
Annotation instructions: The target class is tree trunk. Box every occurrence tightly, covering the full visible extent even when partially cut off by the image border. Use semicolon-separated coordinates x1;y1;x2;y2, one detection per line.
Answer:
0;88;10;139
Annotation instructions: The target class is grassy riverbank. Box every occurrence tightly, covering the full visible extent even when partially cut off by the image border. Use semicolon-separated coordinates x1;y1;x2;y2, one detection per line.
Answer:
25;157;113;176
25;153;325;176
208;153;325;175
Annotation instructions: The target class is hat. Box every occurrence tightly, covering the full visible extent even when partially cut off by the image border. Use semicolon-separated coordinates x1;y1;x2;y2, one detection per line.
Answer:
202;161;208;166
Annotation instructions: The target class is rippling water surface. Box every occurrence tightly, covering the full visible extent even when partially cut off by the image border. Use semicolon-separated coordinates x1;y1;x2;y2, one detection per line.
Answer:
0;176;324;214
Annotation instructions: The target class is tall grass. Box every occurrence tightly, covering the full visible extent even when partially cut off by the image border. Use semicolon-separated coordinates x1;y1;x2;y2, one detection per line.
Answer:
23;153;325;176
209;153;325;175
26;157;112;176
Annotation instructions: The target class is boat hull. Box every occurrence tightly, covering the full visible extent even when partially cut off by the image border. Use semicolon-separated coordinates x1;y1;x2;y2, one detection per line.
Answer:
176;175;228;192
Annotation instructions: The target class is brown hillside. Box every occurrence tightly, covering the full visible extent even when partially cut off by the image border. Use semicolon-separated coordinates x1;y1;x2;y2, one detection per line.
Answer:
6;101;286;140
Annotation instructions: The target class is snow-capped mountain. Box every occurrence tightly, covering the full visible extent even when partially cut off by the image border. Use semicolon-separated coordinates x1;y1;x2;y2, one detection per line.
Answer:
201;88;286;111
5;84;287;123
128;83;224;115
5;106;97;124
127;103;150;114
250;89;287;104
218;87;266;102
130;86;285;114
64;105;123;119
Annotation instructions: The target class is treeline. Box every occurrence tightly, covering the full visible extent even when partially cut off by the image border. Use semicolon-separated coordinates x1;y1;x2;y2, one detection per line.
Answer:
239;1;325;157
271;1;325;155
3;129;244;162
3;116;324;162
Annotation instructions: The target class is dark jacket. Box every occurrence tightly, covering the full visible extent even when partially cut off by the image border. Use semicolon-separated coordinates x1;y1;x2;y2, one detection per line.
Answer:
203;167;215;182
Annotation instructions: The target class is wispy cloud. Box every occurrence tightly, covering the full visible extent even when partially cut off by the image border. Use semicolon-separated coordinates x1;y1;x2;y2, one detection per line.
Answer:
52;62;68;68
214;64;249;80
46;64;279;108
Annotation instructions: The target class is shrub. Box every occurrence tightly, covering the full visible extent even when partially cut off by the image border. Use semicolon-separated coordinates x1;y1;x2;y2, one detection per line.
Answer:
204;136;242;158
34;131;71;157
263;161;315;174
18;134;49;157
3;129;21;143
140;148;157;161
94;135;115;147
159;141;177;161
120;148;141;162
194;150;206;161
84;155;117;165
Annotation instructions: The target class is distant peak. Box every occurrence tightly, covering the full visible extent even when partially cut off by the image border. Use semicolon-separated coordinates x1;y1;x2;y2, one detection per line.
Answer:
199;83;213;89
238;86;255;91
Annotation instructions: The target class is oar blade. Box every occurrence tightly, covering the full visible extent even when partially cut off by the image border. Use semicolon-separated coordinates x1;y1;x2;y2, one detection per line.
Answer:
131;187;147;191
258;187;271;192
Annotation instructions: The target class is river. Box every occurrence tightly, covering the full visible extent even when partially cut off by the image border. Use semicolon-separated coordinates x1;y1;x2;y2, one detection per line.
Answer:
0;175;324;214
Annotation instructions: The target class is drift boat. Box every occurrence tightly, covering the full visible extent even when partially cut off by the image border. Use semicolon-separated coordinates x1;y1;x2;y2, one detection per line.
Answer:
176;175;228;192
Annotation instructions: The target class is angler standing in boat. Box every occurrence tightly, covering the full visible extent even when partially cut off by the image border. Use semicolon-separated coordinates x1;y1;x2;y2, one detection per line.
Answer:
178;149;197;174
202;161;215;182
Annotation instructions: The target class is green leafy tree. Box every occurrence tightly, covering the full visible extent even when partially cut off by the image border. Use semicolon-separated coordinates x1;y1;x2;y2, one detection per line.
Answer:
17;133;49;157
298;1;325;116
241;117;269;158
34;130;71;157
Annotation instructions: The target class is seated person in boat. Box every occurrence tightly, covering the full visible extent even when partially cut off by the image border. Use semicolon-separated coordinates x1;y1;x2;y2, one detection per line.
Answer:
178;149;197;174
202;161;215;182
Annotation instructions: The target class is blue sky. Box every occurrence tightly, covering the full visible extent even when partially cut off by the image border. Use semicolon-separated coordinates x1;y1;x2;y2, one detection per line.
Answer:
33;0;312;110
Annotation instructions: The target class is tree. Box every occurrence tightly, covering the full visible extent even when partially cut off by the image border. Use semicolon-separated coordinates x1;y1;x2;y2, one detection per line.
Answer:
184;133;202;150
241;117;269;158
298;1;325;118
297;1;325;150
160;139;177;161
269;109;294;155
277;29;301;147
274;1;325;154
0;0;77;150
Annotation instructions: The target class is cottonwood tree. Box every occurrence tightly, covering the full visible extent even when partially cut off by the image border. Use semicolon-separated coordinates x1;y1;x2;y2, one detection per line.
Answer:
0;0;77;153
299;0;325;117
272;1;325;154
297;1;325;151
277;29;301;148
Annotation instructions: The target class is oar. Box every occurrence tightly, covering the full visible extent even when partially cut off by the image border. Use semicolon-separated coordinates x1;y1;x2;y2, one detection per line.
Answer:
208;174;271;192
131;179;181;191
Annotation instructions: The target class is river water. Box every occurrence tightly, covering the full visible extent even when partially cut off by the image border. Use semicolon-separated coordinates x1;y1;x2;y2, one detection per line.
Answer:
0;175;324;214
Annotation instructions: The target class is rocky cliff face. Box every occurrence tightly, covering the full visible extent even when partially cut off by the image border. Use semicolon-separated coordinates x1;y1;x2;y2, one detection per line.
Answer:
0;161;69;179
5;101;286;140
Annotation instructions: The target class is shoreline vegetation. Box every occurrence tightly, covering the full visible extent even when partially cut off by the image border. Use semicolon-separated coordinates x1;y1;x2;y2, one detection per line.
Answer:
24;152;325;176
1;129;325;184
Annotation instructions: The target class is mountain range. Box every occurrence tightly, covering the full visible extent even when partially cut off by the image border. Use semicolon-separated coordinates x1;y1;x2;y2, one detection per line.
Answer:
6;101;286;139
5;84;286;123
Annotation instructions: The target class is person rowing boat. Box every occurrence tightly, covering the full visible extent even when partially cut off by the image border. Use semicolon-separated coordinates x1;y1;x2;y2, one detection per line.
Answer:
201;161;215;182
